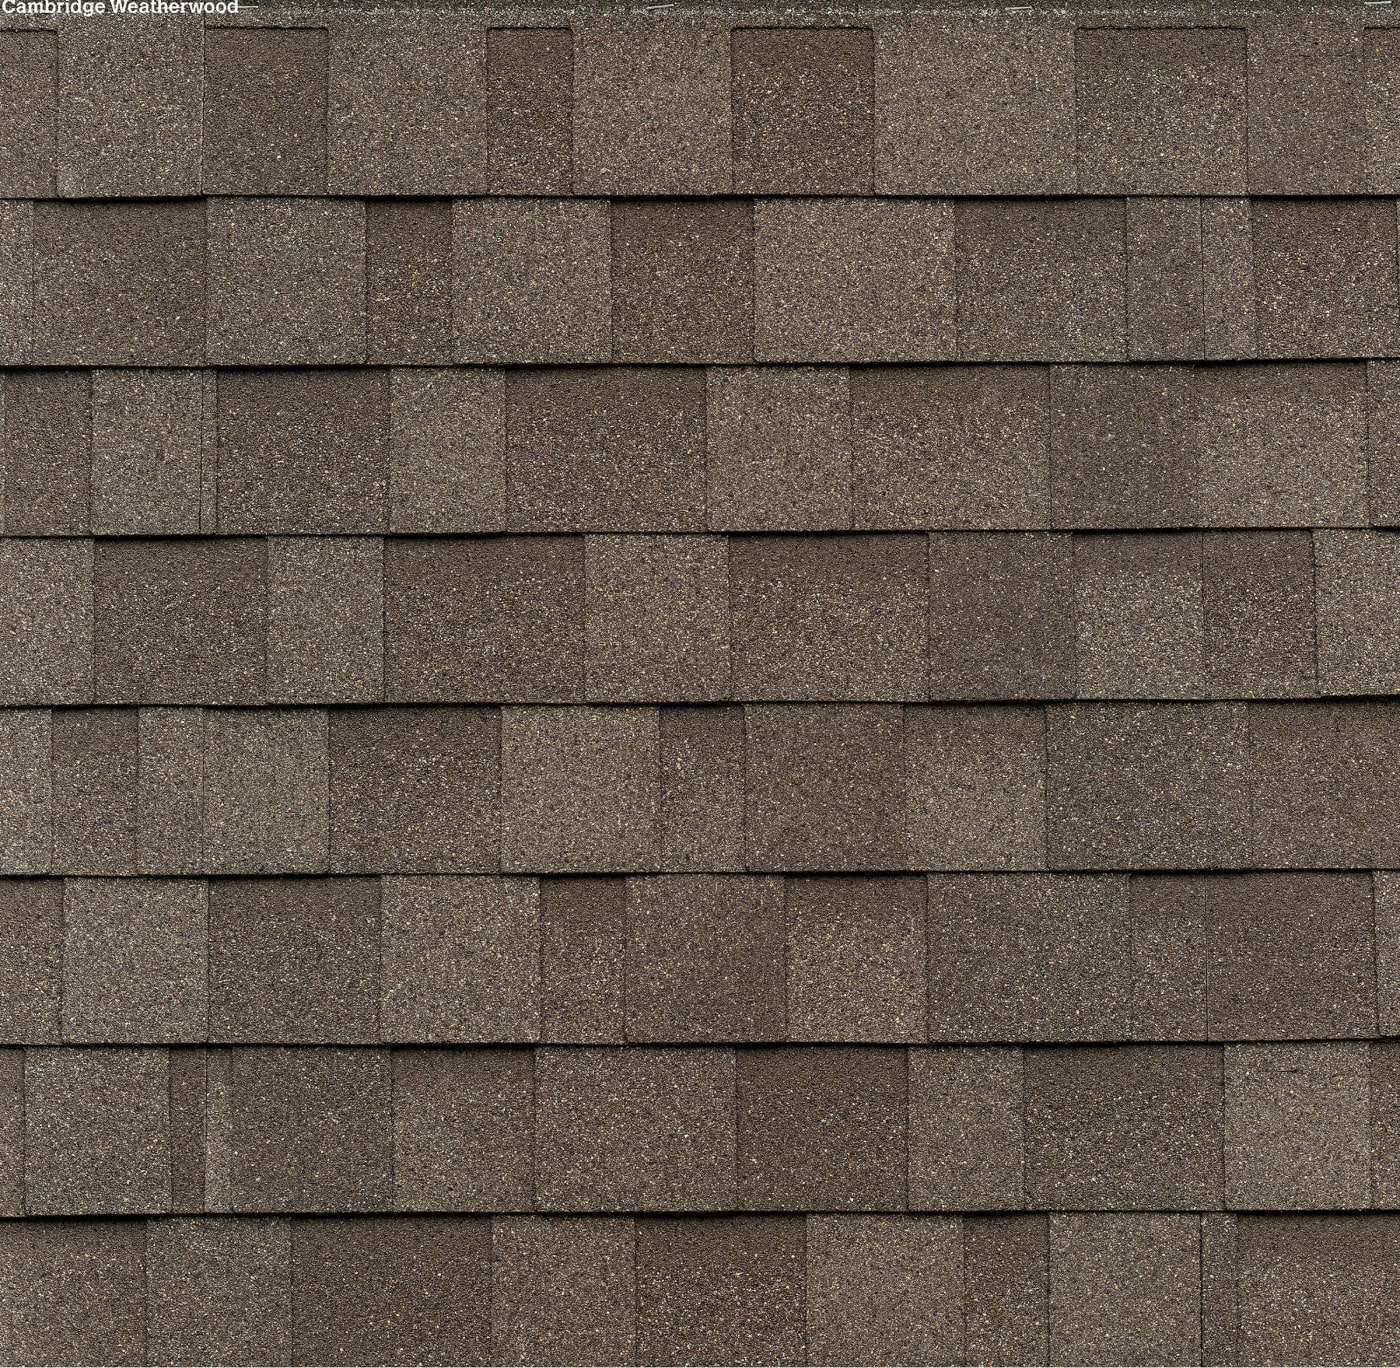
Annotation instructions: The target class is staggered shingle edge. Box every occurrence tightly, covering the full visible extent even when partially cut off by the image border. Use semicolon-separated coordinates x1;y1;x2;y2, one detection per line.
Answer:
6;6;1400;1365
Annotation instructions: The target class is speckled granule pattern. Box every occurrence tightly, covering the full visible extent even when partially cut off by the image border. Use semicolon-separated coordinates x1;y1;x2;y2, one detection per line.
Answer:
5;3;1400;1363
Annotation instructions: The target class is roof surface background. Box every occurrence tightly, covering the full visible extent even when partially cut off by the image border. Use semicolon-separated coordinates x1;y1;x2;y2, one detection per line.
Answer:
3;4;1400;1365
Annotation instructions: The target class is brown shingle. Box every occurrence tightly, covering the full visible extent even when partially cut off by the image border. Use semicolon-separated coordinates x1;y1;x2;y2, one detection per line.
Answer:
956;199;1126;362
0;879;61;1042
136;707;204;876
1075;28;1246;193
927;533;1074;699
927;874;1131;1043
0;1221;146;1365
745;704;905;872
3;369;90;536
146;1217;291;1367
1316;531;1400;695
0;32;56;197
613;200;753;364
392;1048;534;1210
541;877;626;1043
267;538;383;705
1196;362;1367;528
1049;366;1197;530
208;878;379;1044
736;1045;906;1210
57;20;200;196
1252;201;1397;359
216;368;388;534
492;1216;636;1366
384;537;583;702
1127;198;1205;361
34;201;203;366
207;197;365;366
1224;1043;1370;1210
908;1046;1025;1211
1250;701;1400;868
1073;533;1203;700
50;708;136;875
502;706;659;873
659;706;746;872
169;1050;207;1214
329;707;500;874
1128;876;1208;1042
905;705;1047;871
1371;1043;1400;1206
93;539;265;706
706;366;851;532
964;1215;1050;1366
292;1216;491;1364
0;537;92;705
1024;1045;1223;1210
731;534;928;701
535;1046;735;1211
202;708;329;875
381;877;538;1043
755;198;954;362
1048;1214;1201;1367
1046;703;1251;870
1203;531;1318;698
90;369;202;537
573;21;730;196
732;28;873;195
207;1045;392;1213
388;368;504;532
875;18;1074;194
1202;197;1256;360
1368;30;1400;194
202;28;328;194
365;201;453;365
62;878;207;1045
807;1215;962;1366
486;28;573;195
25;1046;170;1215
852;366;1050;531
0;711;52;877
1377;875;1400;1037
786;875;925;1043
1205;873;1376;1041
585;535;730;702
0;1048;16;1214
506;368;706;532
1247;20;1365;195
326;17;485;195
635;1216;805;1366
454;198;610;364
1235;1213;1400;1366
625;875;785;1043
0;201;31;364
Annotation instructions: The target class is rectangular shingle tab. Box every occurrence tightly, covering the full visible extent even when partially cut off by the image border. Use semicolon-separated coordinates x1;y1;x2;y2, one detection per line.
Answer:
0;32;56;197
486;28;574;195
366;202;453;366
732;28;874;195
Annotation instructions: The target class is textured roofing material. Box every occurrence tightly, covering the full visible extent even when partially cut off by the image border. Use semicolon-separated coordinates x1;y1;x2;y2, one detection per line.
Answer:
6;3;1400;1363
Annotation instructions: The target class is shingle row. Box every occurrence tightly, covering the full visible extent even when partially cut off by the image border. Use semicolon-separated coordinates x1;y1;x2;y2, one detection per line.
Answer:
6;18;1400;200
4;197;1400;365
4;870;1394;1047
12;362;1400;537
19;527;1400;703
9;1209;1395;1367
15;701;1400;873
6;1041;1400;1218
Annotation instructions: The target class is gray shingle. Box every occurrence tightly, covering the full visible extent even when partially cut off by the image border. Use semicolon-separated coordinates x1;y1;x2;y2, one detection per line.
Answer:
0;538;92;705
0;711;51;876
